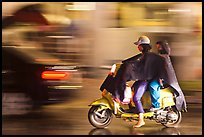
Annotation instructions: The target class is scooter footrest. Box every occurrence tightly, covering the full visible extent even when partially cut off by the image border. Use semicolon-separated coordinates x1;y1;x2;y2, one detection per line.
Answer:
143;112;154;118
121;113;139;118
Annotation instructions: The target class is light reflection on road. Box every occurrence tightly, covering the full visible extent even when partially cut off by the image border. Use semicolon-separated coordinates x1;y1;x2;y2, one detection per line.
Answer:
2;78;202;135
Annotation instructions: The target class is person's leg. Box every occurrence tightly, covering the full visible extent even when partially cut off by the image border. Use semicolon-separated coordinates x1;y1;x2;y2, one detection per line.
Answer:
133;113;145;128
149;80;160;109
132;81;148;128
133;81;147;113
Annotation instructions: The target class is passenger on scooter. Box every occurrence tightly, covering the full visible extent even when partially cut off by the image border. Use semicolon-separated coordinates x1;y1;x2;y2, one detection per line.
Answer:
148;40;171;112
154;40;187;112
148;40;187;112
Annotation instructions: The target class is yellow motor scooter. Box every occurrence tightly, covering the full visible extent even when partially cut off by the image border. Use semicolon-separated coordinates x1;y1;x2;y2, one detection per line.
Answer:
88;64;182;128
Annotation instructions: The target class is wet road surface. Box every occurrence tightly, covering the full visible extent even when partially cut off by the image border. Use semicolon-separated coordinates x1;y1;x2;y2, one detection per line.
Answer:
2;78;202;135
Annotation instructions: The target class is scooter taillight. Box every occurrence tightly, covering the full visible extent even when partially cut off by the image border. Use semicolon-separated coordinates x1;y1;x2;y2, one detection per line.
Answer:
41;71;70;80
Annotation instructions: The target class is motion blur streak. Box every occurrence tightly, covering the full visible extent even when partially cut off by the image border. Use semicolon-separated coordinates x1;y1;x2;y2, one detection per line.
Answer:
2;1;201;121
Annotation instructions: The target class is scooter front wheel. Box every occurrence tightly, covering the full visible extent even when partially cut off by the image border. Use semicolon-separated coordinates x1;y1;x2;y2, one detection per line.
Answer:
88;105;113;128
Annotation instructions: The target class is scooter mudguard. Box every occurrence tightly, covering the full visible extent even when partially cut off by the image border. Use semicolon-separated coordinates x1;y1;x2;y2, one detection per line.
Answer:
89;97;113;110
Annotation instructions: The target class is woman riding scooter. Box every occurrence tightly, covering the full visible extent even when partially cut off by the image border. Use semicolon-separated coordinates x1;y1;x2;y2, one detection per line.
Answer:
122;36;167;128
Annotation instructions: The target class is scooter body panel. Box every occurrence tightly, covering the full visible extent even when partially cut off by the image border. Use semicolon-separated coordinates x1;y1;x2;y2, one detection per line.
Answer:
89;96;113;110
141;87;175;109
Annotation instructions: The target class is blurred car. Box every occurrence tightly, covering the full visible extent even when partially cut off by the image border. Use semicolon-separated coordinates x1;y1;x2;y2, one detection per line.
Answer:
2;44;82;115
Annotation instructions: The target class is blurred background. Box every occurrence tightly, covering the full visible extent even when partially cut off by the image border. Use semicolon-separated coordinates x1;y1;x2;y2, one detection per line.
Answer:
2;2;202;80
2;1;202;111
2;2;202;135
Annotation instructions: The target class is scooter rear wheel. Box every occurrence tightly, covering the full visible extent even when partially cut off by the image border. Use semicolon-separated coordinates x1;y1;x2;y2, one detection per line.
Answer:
162;108;182;128
88;105;113;128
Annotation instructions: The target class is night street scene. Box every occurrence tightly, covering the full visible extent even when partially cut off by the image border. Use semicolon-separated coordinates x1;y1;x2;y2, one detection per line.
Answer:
2;2;202;135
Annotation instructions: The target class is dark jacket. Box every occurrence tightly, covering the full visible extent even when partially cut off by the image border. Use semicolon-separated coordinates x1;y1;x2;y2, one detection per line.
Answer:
100;52;167;101
100;51;187;112
157;41;187;111
159;54;187;112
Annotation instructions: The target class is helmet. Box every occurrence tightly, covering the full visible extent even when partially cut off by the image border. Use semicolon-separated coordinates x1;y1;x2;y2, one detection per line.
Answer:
134;36;150;45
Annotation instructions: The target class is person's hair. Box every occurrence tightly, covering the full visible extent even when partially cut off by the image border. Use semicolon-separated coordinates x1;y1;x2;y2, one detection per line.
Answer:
156;40;170;55
140;44;152;53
